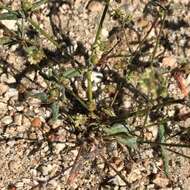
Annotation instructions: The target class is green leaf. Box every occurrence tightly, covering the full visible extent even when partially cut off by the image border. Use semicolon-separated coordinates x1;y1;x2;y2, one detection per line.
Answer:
62;68;81;79
116;135;137;149
28;92;48;103
51;102;59;121
159;124;169;177
0;37;12;45
103;123;129;136
0;12;20;20
103;123;137;149
31;0;48;11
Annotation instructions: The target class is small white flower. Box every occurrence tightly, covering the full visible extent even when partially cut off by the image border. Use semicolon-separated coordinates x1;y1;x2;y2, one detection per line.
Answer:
92;71;103;84
85;71;103;91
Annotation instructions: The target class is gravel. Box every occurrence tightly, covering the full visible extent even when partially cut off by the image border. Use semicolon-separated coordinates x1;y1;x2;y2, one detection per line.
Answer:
0;0;190;189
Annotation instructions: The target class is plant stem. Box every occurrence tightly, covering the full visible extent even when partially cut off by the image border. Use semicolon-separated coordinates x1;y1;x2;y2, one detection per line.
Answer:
92;0;110;54
87;0;110;110
139;140;190;148
149;10;166;64
27;17;60;48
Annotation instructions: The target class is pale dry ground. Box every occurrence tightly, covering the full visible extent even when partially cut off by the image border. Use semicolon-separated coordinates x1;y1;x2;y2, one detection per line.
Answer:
0;0;190;189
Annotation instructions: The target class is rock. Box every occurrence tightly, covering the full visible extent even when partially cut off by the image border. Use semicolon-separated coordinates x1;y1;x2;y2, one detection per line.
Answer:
111;175;126;186
1;19;18;31
161;56;177;69
4;88;18;100
15;182;24;188
1;73;16;84
0;83;8;95
14;114;23;126
101;28;109;39
41;164;53;176
1;115;13;125
22;116;31;128
51;119;63;129
26;71;36;81
127;166;142;183
17;125;28;133
16;105;24;112
153;175;169;188
36;74;47;88
22;178;31;184
175;0;189;4
31;117;42;128
147;126;158;141
28;132;37;139
186;74;190;85
28;97;42;105
48;179;60;188
30;169;37;177
0;102;7;116
54;143;66;154
8;160;21;173
87;1;104;12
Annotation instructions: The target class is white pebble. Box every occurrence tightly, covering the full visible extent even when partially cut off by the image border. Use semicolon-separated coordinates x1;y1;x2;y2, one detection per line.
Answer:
101;28;109;39
0;102;7;116
4;88;18;100
1;73;16;83
54;143;66;154
42;164;53;176
1;115;13;125
14;114;23;126
0;83;8;95
1;19;18;31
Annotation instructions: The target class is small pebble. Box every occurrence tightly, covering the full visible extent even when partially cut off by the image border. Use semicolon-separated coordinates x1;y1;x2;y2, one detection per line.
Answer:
0;102;7;116
1;73;16;84
41;164;53;176
0;83;8;95
1;18;18;30
54;143;66;154
87;1;103;12
4;88;18;100
153;176;169;188
8;160;21;173
1;115;13;125
31;117;42;128
14;114;23;126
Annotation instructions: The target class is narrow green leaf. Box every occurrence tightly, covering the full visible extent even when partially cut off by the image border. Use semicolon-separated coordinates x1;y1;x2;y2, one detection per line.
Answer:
103;123;129;136
0;12;19;20
31;0;48;11
28;92;48;103
159;124;169;177
62;68;81;79
51;102;59;121
116;136;137;149
0;37;12;45
103;123;137;149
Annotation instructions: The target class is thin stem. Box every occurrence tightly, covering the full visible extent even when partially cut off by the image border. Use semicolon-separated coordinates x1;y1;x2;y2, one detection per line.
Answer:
87;0;110;109
27;17;60;48
166;148;190;160
110;98;186;123
92;0;110;56
87;69;93;104
129;17;159;64
99;153;130;187
139;140;190;148
149;11;166;63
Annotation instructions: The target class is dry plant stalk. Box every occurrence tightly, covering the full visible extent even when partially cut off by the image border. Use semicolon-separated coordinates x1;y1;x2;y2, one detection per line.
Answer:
66;143;99;185
173;71;189;97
